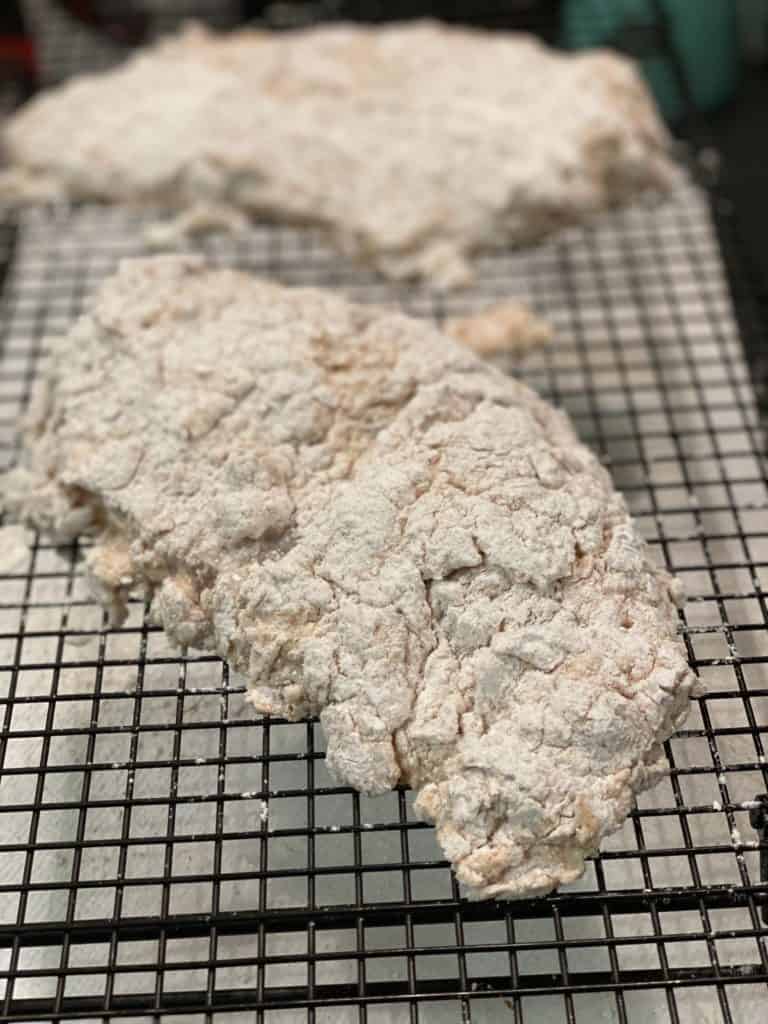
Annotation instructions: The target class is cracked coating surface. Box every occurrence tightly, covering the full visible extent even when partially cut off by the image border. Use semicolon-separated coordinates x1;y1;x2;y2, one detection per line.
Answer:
1;256;696;898
1;20;678;288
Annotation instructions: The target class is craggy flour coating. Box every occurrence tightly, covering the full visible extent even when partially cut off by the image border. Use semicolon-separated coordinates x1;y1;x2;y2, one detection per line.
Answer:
1;20;678;288
1;257;696;898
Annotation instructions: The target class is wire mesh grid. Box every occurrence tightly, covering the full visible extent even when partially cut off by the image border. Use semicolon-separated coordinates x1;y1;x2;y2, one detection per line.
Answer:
0;182;767;1022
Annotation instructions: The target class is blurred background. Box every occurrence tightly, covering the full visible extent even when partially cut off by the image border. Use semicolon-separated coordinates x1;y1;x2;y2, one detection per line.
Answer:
0;1;765;112
2;0;763;399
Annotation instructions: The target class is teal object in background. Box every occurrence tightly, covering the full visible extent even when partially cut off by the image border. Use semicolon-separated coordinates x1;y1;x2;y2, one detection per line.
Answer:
562;0;740;122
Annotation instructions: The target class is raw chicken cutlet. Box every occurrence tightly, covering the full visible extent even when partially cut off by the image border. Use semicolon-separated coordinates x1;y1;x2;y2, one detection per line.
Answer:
1;256;696;899
1;20;679;288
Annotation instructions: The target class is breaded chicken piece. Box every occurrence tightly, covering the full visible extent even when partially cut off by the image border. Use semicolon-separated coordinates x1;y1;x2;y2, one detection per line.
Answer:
2;20;678;288
2;257;695;898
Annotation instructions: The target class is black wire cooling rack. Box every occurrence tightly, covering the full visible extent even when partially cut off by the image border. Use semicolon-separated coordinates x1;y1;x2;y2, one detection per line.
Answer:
2;4;768;1023
1;186;767;1024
